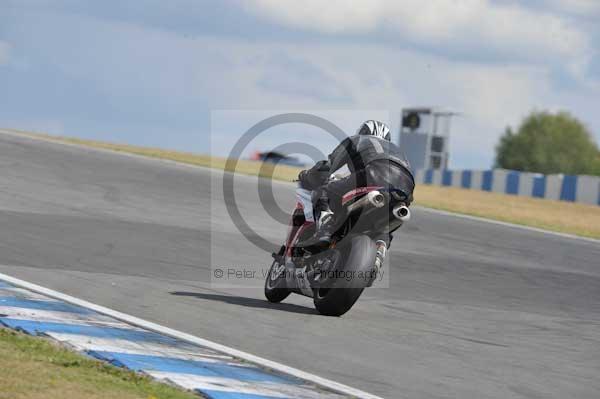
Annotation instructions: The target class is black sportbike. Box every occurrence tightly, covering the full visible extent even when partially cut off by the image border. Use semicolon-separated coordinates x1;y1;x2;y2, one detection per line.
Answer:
264;181;410;316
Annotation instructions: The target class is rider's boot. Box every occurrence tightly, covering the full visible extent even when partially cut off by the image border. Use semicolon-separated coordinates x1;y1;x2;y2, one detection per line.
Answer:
313;187;335;245
314;209;335;245
297;191;335;249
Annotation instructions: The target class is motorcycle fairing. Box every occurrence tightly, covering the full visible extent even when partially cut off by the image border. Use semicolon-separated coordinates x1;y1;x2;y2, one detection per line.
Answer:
295;187;314;222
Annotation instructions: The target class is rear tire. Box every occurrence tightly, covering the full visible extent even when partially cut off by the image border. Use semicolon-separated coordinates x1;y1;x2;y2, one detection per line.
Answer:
313;235;376;316
264;259;290;303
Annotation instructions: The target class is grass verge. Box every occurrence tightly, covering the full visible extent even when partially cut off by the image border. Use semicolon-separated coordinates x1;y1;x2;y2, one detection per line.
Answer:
4;128;600;239
415;185;600;239
0;328;199;399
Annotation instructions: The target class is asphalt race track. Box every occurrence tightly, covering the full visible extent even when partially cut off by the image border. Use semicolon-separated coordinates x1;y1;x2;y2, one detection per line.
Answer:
0;131;599;398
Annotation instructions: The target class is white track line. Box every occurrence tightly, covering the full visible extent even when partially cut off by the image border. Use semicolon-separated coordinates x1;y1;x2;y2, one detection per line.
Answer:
0;271;383;399
1;128;597;244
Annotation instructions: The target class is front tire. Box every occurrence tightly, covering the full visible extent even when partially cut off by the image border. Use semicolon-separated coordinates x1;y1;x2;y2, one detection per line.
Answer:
264;259;290;303
313;235;376;316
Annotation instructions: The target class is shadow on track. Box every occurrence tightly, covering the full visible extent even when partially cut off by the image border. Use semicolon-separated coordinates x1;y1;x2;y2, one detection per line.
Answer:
170;291;317;315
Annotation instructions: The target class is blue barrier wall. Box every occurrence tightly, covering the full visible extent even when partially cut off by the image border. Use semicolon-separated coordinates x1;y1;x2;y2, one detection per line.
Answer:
560;175;577;202
532;175;546;198
481;170;493;191
505;171;520;195
461;170;472;189
416;169;600;206
442;170;453;186
424;169;433;184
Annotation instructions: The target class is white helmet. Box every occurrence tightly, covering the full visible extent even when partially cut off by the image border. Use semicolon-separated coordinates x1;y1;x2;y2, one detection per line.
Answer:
356;120;390;141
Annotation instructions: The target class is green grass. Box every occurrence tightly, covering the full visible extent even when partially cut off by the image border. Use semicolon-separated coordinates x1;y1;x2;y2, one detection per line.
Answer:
0;328;200;399
4;128;600;239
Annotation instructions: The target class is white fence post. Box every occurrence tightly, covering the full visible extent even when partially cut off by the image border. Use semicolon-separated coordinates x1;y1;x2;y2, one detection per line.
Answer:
517;172;536;197
576;175;600;205
545;174;562;201
492;169;508;193
432;170;443;186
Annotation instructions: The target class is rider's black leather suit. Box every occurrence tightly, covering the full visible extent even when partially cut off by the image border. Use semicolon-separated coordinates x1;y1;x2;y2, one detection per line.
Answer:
299;135;415;244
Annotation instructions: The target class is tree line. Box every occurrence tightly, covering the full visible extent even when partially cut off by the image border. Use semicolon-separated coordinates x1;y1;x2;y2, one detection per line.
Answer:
495;111;600;176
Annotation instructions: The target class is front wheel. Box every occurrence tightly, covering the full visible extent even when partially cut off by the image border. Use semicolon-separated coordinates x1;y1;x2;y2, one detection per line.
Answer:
313;235;377;316
264;259;290;303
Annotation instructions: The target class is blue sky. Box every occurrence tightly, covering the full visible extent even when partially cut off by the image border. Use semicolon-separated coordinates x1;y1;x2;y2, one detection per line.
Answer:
1;0;599;168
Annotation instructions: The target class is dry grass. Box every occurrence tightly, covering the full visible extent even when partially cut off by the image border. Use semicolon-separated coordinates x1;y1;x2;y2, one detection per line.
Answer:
0;328;199;399
415;184;600;239
5;128;600;239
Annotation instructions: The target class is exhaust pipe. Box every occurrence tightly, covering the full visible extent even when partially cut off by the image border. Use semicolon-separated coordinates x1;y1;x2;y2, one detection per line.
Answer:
367;191;385;208
392;204;411;222
347;190;385;212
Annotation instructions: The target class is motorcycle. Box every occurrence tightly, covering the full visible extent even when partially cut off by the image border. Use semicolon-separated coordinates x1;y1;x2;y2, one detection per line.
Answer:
264;179;411;316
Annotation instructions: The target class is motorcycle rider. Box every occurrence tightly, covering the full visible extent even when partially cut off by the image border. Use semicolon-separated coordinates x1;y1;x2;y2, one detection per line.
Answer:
298;120;415;250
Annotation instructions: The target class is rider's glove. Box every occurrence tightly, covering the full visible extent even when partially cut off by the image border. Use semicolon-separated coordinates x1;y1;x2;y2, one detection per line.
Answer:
298;160;331;189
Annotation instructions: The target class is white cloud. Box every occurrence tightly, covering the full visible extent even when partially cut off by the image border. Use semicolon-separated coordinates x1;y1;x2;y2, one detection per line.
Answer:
245;0;590;62
548;0;600;16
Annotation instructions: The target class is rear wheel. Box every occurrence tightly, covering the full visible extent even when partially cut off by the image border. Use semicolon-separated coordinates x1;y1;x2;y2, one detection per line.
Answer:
313;286;364;316
313;235;376;316
264;259;290;303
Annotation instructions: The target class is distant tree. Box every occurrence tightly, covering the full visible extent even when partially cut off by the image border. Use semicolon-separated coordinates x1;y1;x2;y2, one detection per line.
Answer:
495;111;600;175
